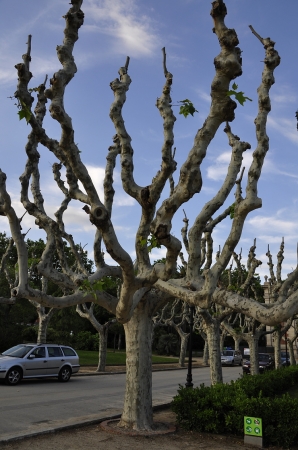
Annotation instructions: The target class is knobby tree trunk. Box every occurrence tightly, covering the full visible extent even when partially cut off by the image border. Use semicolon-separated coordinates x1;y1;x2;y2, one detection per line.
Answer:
178;332;189;367
201;333;209;366
288;339;296;366
273;329;282;369
36;307;54;344
118;333;122;351
246;336;259;375
220;329;227;352
206;320;223;385
169;322;189;367
119;300;154;431
233;336;241;351
96;327;109;372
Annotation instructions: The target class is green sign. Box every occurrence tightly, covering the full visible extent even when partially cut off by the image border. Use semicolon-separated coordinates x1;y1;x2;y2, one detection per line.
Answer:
244;416;262;437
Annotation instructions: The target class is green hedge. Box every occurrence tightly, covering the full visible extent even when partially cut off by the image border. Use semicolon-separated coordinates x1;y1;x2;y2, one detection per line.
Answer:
172;366;298;448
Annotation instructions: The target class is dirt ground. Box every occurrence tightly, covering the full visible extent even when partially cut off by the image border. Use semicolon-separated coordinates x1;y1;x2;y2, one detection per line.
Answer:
1;408;294;450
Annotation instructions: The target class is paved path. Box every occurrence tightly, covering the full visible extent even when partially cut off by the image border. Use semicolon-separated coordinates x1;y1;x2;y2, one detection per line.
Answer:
0;366;242;442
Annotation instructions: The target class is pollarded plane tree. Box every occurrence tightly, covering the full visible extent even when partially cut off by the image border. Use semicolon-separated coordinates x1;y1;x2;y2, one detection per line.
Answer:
0;235;54;343
264;239;298;368
153;298;190;367
76;302;116;372
287;320;298;365
181;216;235;384
220;242;270;375
0;236;17;305
152;249;193;368
1;0;296;431
0;233;55;343
26;241;56;344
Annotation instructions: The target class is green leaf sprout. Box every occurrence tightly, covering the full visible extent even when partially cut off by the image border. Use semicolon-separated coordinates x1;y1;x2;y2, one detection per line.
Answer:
226;83;252;106
178;99;199;118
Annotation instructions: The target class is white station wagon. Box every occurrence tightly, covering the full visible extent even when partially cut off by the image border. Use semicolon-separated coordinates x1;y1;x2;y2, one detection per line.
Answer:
221;349;242;366
0;343;80;385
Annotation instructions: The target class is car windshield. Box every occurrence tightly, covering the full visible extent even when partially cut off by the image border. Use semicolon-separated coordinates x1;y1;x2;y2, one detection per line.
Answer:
259;354;270;361
222;351;234;356
2;344;34;358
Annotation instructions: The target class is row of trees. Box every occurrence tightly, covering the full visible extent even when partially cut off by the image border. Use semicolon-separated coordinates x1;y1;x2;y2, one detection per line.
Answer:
2;228;296;375
1;0;298;432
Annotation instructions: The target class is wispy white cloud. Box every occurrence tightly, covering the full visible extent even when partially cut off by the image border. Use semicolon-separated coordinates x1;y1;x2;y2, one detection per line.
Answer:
206;148;298;182
271;85;297;105
247;215;297;235
195;88;211;104
206;150;254;181
267;116;298;145
83;0;160;57
0;1;64;86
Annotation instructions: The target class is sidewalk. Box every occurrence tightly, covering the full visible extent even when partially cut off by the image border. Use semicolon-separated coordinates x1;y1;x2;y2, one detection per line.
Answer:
0;362;203;444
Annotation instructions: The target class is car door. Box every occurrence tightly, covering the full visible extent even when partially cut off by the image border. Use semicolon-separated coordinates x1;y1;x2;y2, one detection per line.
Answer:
46;346;64;375
23;346;48;377
235;351;242;364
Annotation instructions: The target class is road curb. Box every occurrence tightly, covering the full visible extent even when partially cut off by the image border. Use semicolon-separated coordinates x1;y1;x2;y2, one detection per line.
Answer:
74;365;205;376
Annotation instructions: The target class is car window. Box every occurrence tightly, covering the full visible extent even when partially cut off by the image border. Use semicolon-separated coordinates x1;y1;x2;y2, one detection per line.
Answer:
31;347;46;358
47;346;63;357
222;351;233;356
259;354;269;361
62;347;76;356
2;344;34;358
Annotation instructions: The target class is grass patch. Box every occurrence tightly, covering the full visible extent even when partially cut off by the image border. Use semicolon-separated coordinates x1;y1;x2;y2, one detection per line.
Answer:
77;349;179;366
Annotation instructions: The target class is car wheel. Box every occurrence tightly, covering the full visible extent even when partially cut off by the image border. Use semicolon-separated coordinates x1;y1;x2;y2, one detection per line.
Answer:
231;359;235;366
58;366;72;382
239;360;242;366
5;367;22;386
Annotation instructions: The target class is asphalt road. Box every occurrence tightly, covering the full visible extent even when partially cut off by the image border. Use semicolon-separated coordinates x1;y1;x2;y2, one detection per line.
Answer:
0;366;242;441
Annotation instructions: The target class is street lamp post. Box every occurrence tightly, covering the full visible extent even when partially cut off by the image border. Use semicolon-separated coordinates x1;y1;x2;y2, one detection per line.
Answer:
185;305;195;388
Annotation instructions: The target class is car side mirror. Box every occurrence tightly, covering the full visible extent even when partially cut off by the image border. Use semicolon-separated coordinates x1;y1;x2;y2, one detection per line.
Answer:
28;354;35;359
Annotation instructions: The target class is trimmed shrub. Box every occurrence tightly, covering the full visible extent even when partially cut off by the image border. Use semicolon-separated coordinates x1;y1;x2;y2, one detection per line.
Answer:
172;366;298;447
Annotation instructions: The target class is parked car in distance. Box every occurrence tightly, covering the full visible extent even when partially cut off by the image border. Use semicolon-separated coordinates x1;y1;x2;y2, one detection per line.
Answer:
242;353;274;374
221;350;242;366
0;343;80;386
281;351;290;367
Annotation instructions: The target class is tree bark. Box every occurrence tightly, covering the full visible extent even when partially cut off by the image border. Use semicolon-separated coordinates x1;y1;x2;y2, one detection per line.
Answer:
178;332;189;367
206;320;223;385
203;339;209;366
273;329;282;369
36;307;54;344
233;336;241;351
118;333;122;351
119;299;154;430
246;336;259;375
288;339;296;366
96;328;108;372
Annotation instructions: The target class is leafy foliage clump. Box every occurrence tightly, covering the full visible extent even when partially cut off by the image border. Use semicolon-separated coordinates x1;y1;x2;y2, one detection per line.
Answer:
79;277;117;299
139;234;161;253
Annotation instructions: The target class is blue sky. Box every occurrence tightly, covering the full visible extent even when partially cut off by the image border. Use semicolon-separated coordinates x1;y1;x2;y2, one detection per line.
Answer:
0;0;298;281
